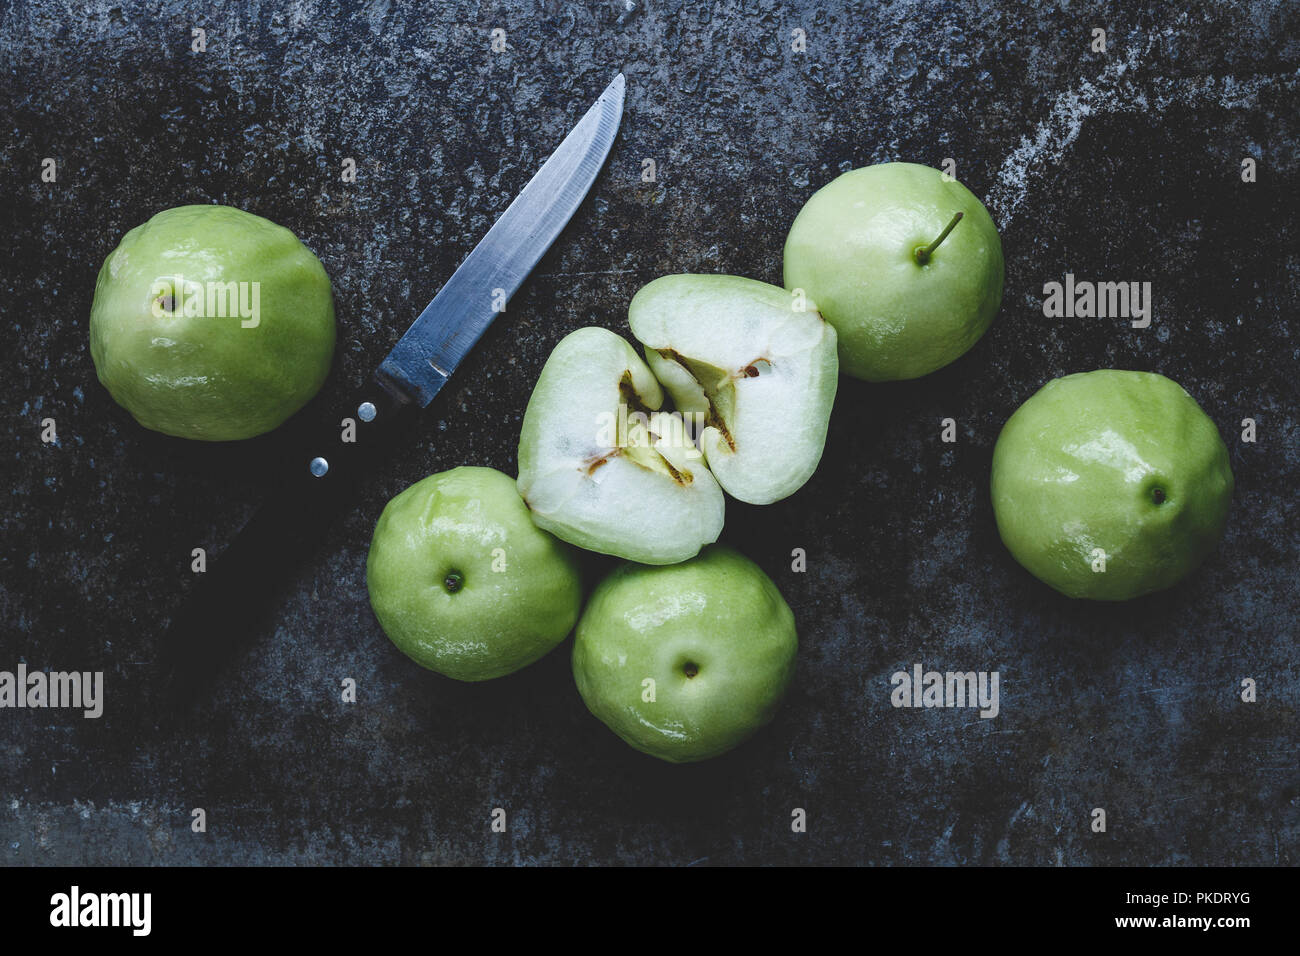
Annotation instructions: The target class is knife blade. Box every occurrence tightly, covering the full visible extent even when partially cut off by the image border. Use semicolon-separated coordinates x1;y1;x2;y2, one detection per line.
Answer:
378;73;625;406
160;74;625;706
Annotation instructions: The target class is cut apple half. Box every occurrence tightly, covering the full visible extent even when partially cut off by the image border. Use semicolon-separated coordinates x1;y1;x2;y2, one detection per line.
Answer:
628;274;838;505
517;326;725;565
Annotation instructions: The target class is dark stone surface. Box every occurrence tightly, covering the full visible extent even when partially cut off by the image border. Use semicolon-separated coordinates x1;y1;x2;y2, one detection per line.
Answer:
1;0;1297;865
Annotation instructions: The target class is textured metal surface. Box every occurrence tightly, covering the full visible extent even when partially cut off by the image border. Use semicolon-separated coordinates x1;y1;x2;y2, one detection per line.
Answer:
0;0;1297;866
378;73;623;405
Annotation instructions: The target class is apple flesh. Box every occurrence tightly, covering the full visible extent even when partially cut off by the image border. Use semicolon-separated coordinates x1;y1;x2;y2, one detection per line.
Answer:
517;327;725;565
628;274;838;505
572;544;798;763
783;162;1003;381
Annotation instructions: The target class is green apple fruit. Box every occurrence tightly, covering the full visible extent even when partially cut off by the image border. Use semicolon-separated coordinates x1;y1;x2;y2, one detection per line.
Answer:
367;466;583;680
628;274;839;505
572;544;797;763
517;326;725;565
89;204;335;440
783;162;1003;381
991;370;1234;601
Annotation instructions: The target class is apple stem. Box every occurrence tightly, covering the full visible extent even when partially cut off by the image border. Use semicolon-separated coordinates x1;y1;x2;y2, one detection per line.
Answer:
914;212;963;265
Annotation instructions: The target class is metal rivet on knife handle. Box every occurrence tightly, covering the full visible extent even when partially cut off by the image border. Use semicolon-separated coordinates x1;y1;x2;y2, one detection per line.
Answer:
309;457;330;477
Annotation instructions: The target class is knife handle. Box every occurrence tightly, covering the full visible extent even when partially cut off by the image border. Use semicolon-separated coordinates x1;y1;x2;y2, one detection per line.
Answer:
276;381;414;494
160;382;415;703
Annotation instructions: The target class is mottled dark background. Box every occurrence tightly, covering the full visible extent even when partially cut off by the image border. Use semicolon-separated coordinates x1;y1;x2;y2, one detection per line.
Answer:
1;0;1297;865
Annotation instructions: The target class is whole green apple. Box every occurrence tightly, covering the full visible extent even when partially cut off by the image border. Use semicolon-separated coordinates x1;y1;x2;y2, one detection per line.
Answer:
89;204;335;440
572;545;797;763
991;370;1234;601
367;466;583;681
783;162;1003;381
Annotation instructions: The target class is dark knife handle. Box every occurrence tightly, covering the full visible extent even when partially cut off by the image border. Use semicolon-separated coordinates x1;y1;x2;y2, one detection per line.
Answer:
160;381;414;705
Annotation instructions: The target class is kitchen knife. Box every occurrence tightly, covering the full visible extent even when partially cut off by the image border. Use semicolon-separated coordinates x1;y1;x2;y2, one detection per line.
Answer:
161;74;625;704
